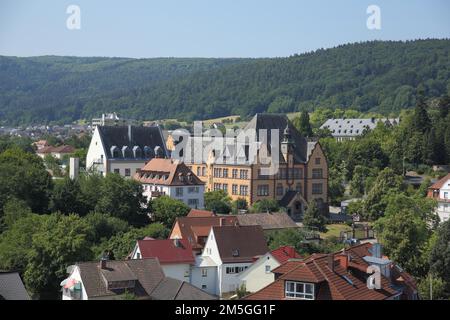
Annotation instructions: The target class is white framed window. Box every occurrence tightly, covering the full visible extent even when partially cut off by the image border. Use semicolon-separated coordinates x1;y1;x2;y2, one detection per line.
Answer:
265;265;271;273
202;269;208;277
285;281;314;300
176;187;183;197
125;168;131;177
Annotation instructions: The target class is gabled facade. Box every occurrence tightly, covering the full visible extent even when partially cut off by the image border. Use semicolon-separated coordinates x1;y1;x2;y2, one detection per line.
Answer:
134;158;205;208
86;125;168;177
427;173;450;223
238;246;302;293
195;225;269;297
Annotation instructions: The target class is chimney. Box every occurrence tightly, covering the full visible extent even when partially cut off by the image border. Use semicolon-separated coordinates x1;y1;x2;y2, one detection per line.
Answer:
336;253;349;270
69;157;79;180
100;257;107;269
327;254;335;272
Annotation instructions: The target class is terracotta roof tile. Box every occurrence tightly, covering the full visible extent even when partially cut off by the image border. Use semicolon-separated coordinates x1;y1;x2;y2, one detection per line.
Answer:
137;239;195;264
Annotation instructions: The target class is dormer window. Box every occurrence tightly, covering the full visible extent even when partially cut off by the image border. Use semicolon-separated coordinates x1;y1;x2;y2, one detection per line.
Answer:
133;146;142;158
122;146;132;158
110;146;120;158
143;146;154;159
285;281;314;300
232;249;239;257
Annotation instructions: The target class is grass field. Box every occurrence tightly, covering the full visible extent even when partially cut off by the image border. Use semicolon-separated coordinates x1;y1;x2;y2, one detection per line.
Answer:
320;224;352;239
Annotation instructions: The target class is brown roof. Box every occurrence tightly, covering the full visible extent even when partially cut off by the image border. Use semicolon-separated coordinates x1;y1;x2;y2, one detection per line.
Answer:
428;173;450;190
134;158;204;186
187;209;216;217
172;216;238;250
236;212;298;230
150;277;217;300
212;225;269;263
245;243;416;300
37;145;75;154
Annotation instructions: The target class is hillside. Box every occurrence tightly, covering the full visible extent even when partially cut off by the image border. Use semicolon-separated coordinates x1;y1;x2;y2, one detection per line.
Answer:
0;39;449;125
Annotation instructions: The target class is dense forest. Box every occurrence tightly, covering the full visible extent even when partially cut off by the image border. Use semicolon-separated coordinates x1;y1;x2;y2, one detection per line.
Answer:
0;39;449;125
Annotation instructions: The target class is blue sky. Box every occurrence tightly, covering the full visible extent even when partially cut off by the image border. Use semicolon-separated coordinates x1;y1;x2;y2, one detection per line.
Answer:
0;0;449;58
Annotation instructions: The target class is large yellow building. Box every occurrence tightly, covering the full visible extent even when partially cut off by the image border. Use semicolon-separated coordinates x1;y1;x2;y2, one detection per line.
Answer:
176;114;328;220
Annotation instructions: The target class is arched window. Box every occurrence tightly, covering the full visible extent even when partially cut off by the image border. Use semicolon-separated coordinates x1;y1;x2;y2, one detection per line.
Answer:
110;146;120;158
154;146;164;158
143;146;154;159
133;146;142;158
122;146;132;158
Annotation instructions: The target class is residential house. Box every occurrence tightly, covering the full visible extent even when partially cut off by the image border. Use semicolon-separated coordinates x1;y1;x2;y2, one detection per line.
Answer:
320;118;400;142
238;246;302;293
91;112;136;129
32;139;49;150
187;209;216;217
36;145;75;159
134;158;205;209
427;173;450;223
244;243;418;300
182;114;329;220
195;225;269;297
129;238;195;282
86;125;168;177
169;215;238;255
60;258;216;300
0;271;31;300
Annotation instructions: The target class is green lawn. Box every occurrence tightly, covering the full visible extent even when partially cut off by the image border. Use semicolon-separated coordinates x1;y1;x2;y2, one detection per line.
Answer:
320;224;352;239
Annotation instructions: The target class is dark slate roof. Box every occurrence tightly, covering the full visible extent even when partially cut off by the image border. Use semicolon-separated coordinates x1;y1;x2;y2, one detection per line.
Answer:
244;114;308;164
236;212;298;230
97;125;167;159
151;277;217;300
0;272;31;300
279;191;299;207
212;225;269;263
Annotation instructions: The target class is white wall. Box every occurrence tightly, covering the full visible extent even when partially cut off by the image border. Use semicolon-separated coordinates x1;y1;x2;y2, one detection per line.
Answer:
62;266;88;300
162;264;192;282
238;253;279;292
436;178;450;223
142;183;205;208
109;160;146;178
191;266;217;295
86;128;106;175
220;263;252;295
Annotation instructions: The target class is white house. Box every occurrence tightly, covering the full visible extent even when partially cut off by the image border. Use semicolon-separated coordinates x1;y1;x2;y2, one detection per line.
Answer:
238;246;302;293
428;173;450;223
129;238;195;282
134;158;205;209
192;225;269;297
86;125;168;177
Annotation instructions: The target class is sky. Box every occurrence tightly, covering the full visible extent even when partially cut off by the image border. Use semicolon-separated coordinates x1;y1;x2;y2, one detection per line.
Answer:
0;0;449;58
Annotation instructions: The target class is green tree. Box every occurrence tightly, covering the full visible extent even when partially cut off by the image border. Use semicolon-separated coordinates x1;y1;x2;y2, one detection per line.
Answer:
150;196;190;228
250;199;280;213
204;190;232;214
267;229;306;253
0;148;53;215
418;275;446;300
84;212;130;243
429;220;450;296
232;198;248;214
303;200;327;233
50;177;85;215
95;174;149;226
1;197;33;231
24;213;95;299
293;110;313;137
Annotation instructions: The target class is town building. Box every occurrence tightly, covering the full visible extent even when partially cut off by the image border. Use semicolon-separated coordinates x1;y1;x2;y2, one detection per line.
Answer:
32;139;49;150
427;173;450;223
91;112;136;129
86;125;168;177
196;225;269;297
0;271;31;300
181;114;329;221
129;238;195;282
235;212;299;232
133;158;205;209
244;243;418;300
320;118;400;142
60;258;216;300
169;215;238;255
36;145;75;159
238;246;302;293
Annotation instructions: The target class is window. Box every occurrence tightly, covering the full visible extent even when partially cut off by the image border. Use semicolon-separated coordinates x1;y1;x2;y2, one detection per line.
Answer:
202;167;206;176
136;252;141;259
312;183;323;195
444;192;449;199
197;167;201;176
214;183;221;191
232;169;238;179
188;199;199;207
125;168;131;177
285;281;314;300
202;269;208;277
240;185;248;196
223;168;229;178
226;266;247;274
276;184;283;196
202;285;207;289
222;184;228;192
176;187;183;197
293;168;302;179
257;184;269;196
232;184;238;195
295;183;302;193
265;265;271;273
188;186;199;193
312;168;323;179
114;168;120;174
240;170;248;179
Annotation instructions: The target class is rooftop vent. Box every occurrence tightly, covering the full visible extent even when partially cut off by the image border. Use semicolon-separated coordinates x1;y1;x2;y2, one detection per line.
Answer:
232;249;239;257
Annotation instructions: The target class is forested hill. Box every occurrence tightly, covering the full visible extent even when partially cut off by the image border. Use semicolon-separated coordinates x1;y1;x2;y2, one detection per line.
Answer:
0;39;449;125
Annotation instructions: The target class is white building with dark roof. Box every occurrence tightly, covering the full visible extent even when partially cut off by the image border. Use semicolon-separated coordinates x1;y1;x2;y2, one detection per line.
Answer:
86;125;168;177
320;118;400;141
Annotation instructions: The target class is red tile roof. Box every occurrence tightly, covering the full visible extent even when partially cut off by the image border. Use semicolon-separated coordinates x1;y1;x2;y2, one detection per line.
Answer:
137;239;195;264
187;209;216;217
428;173;450;190
245;243;417;300
270;246;302;264
37;145;75;154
